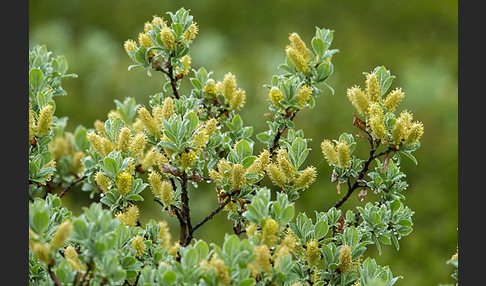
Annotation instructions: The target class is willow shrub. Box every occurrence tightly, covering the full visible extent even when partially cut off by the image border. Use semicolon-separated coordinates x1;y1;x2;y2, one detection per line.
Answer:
28;7;445;286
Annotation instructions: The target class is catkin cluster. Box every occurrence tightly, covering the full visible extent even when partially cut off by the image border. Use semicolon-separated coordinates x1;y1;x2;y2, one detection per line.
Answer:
266;148;316;190
346;71;423;147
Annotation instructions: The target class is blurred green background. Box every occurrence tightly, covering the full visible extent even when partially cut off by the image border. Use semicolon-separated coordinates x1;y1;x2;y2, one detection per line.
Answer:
29;0;457;285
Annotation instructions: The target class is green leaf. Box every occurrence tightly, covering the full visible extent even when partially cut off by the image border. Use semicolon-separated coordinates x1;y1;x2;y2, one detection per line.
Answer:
162;270;177;284
314;220;329;240
29;68;44;93
184;112;199;133
235;139;252;160
125;194;144;201
400;151;418;165
223;234;239;258
312;37;325;58
239;279;256;286
194;240;209;261
32;212;49;234
104;157;118;178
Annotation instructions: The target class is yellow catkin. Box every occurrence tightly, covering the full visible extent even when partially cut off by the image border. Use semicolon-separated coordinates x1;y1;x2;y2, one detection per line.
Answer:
296;85;312;109
391;110;413;144
261;218;279;246
383;88;405;113
286;46;310;75
210;256;231;285
160;26;176;51
368;103;387;140
100;137;115;157
229;88;246;110
116;205;139;227
268;86;284;109
182;22;199;44
266;163;287;188
151;15;165;26
321;140;338;166
338;245;353;273
191;127;209;149
95;171;111;192
209;169;222;186
124;39;137;55
180;150;196;171
178;54;192;76
116;126;132;153
258;149;271;167
253;245;272;274
277;148;296;183
132;235;145;257
71;151;86;175
50;136;73;160
138;32;153;48
64;245;86;271
93;120;105;132
336;141;351;169
158;221;172;249
143;21;153;32
129;132;147;156
50;220;72;249
36;105;53;137
346;86;369;116
229;163;245;190
159;180;174;207
31;242;50;263
404;122;424;146
203;79;217;97
205;118;218;134
138;107;160;137
289;33;311;63
141;147;158;171
306;239;321;267
365;73;381;103
87;132;105;156
293;166;317;189
220;72;237;103
245;222;258;237
281;229;299;254
116;171;132;196
217;159;232;178
245;159;263;179
161;97;175;120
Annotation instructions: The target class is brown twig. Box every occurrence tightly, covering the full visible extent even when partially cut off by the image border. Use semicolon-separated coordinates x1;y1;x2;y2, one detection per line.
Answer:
332;145;393;209
48;265;64;286
191;193;234;233
59;176;87;198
